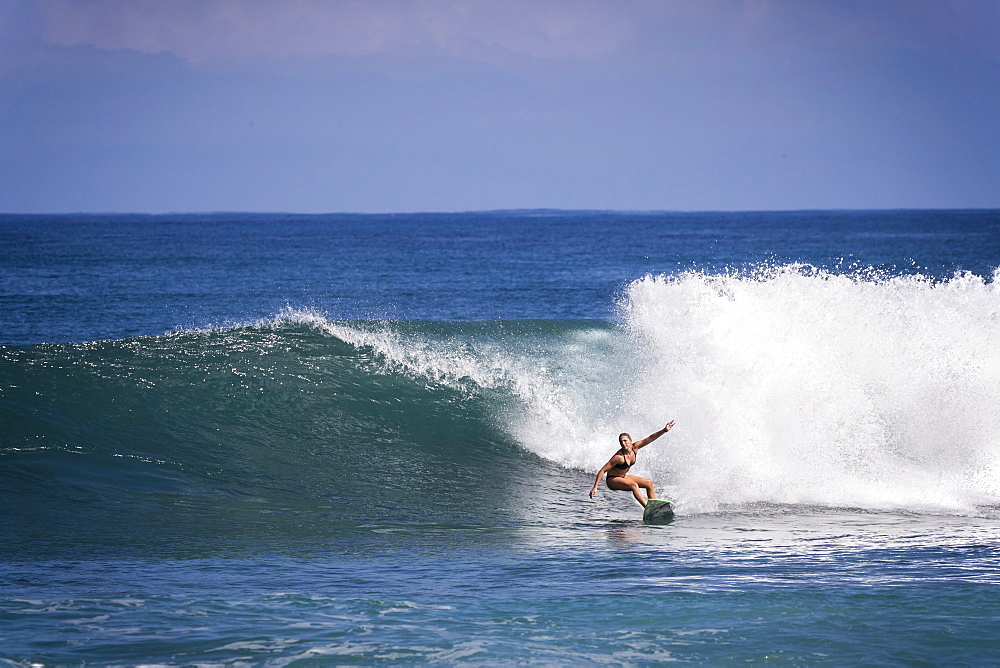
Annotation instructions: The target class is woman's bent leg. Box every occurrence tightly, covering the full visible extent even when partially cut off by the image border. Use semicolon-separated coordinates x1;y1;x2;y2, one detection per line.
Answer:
606;475;649;507
633;475;656;502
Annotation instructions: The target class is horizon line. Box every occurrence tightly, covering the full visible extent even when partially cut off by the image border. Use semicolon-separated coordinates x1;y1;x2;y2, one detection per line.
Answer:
3;206;999;218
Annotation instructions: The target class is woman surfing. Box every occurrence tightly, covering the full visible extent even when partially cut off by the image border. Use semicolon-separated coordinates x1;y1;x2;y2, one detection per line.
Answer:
588;421;675;507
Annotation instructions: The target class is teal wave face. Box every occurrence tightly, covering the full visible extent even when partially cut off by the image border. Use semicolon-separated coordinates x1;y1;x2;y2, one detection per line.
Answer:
0;319;606;556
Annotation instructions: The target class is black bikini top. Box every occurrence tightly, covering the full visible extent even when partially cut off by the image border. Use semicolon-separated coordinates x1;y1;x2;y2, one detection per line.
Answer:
612;451;635;470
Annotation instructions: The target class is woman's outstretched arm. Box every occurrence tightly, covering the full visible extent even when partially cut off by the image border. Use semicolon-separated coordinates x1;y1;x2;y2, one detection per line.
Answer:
633;420;676;449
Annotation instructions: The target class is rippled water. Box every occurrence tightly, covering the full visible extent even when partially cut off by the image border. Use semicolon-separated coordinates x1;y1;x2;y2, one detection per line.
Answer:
3;210;999;663
5;506;1000;664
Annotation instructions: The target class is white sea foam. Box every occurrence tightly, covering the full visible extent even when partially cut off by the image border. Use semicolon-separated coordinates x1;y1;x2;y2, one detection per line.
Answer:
584;265;1000;514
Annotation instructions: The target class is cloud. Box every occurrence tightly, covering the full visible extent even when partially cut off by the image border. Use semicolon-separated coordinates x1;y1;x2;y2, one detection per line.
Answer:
19;0;636;64
12;0;997;73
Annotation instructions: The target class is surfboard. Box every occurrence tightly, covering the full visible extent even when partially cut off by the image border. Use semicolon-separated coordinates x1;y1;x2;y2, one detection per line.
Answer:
642;499;674;523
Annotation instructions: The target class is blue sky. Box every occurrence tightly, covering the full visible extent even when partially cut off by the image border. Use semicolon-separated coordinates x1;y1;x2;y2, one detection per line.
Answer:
2;0;998;213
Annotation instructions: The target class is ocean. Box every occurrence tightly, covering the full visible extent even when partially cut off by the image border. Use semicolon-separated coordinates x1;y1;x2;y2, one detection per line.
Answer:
2;209;1000;664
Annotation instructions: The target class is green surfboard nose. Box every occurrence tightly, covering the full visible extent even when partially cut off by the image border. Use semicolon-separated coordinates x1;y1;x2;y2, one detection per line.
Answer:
642;499;674;523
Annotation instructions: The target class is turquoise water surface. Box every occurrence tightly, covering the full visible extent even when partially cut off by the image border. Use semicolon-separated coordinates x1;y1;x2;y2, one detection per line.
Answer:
2;210;1000;663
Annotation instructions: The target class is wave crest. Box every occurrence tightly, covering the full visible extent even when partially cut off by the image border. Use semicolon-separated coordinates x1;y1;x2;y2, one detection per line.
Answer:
607;265;1000;512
